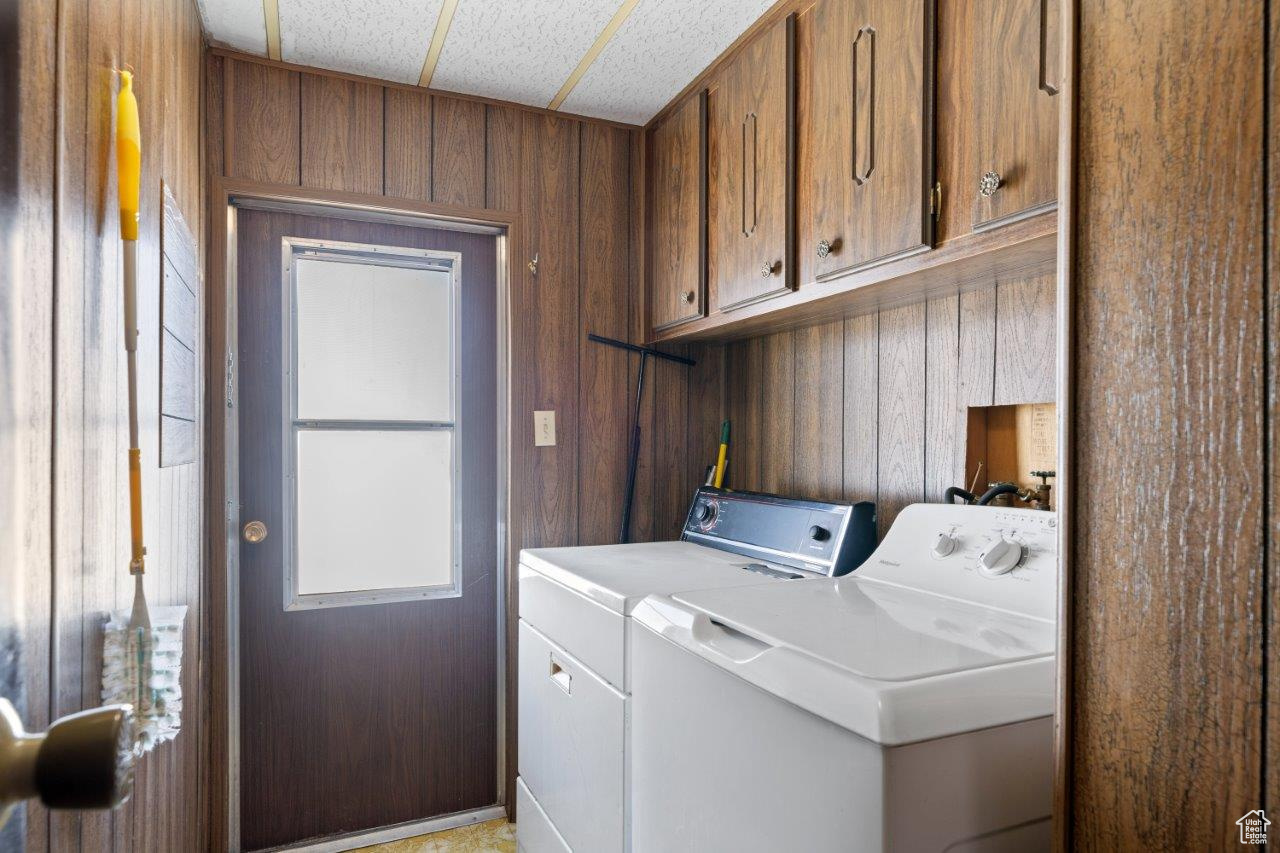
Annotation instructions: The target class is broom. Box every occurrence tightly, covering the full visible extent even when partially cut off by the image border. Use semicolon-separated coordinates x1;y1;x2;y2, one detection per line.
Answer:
101;69;188;756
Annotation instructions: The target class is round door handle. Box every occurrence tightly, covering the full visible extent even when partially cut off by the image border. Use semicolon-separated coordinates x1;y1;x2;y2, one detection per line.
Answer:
760;261;778;278
680;290;696;305
242;520;268;543
816;238;834;259
979;171;1002;197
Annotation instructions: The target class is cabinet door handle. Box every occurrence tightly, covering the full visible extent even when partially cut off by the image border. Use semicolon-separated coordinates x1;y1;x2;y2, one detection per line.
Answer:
816;238;835;259
760;261;778;278
851;25;876;185
680;290;696;305
979;171;1002;197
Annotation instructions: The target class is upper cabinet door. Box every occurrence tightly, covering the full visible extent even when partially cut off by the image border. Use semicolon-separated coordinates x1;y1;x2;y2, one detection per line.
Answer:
708;15;795;314
802;0;934;281
649;92;707;333
971;0;1059;230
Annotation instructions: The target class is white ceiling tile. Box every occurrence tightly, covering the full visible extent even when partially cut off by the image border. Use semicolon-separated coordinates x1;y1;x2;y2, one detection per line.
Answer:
277;0;445;85
196;0;270;55
560;0;775;124
430;0;620;109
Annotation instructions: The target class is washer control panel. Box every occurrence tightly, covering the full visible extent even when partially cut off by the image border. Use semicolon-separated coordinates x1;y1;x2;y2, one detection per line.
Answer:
857;503;1058;621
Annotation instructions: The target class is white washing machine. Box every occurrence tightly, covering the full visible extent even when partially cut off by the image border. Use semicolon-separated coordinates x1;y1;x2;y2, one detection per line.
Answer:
630;503;1058;852
515;488;877;853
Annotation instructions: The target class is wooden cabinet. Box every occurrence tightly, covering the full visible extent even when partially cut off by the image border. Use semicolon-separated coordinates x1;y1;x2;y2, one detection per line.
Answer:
707;15;794;313
801;0;934;281
938;0;1059;239
648;92;707;332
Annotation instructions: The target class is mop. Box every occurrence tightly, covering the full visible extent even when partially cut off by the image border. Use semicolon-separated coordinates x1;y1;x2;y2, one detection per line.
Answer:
100;69;186;755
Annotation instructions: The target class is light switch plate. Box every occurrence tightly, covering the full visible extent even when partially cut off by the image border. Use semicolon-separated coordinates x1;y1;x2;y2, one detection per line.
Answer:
534;410;556;447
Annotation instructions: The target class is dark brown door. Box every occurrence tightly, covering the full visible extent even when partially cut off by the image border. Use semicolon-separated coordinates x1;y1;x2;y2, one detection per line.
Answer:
649;92;707;332
708;14;794;313
802;0;933;280
236;209;498;850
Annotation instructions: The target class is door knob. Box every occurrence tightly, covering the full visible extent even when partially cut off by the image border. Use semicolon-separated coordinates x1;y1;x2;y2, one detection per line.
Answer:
242;520;268;543
816;238;834;259
759;261;778;278
1;697;135;813
979;171;1002;197
680;290;696;305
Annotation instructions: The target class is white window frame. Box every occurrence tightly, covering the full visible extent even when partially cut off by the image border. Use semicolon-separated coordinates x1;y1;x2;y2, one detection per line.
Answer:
280;236;463;611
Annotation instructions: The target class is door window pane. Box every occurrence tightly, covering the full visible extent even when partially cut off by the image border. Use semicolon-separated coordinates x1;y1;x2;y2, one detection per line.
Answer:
295;259;453;421
295;429;454;594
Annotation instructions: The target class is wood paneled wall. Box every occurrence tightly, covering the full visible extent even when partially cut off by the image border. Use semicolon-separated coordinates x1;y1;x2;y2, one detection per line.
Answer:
5;0;206;851
1068;0;1272;846
203;51;711;825
703;273;1055;536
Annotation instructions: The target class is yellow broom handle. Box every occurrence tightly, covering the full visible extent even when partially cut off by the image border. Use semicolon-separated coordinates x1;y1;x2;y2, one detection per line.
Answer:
118;70;145;575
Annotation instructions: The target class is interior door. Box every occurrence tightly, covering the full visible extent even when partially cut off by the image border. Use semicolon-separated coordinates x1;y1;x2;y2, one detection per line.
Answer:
235;208;498;850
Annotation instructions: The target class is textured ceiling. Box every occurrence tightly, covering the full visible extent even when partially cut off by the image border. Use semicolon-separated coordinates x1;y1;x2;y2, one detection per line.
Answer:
195;0;776;125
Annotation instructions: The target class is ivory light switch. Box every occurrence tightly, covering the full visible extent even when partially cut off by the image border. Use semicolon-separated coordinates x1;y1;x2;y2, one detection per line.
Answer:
534;410;556;447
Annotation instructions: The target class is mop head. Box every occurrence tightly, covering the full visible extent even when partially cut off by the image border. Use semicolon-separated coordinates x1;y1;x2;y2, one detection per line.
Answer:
101;605;187;754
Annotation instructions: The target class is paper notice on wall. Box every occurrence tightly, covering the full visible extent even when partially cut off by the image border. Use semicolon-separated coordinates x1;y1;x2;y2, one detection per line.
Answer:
1015;403;1057;482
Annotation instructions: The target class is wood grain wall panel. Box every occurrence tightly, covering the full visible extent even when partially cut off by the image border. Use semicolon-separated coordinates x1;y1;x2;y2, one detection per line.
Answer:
300;74;383;194
9;0;208;850
225;59;300;185
652;347;691;541
1268;0;1279;824
760;331;795;494
925;295;960;502
792;321;843;501
433;96;488;208
383;88;432;201
876;303;926;536
578;124;631;545
3;0;55;848
842;313;878;503
686;344;726;496
517;113;580;549
1070;0;1265;845
957;288;996;488
994;271;1055;404
627;129;657;542
724;338;763;492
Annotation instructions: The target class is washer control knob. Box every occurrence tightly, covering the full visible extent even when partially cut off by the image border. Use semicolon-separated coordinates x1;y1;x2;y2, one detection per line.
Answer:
932;532;957;558
808;525;831;542
978;538;1023;576
693;502;715;523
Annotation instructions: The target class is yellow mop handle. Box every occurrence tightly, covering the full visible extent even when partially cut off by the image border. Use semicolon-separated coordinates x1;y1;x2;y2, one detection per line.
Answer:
117;70;145;574
117;70;141;241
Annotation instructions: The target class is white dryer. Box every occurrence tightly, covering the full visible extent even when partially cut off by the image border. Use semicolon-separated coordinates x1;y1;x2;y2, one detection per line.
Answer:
629;503;1058;852
515;488;876;853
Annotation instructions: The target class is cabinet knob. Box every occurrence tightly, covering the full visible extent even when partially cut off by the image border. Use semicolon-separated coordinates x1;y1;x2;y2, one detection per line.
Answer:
759;261;778;278
816;238;833;259
680;290;696;305
242;520;268;543
979;171;1002;197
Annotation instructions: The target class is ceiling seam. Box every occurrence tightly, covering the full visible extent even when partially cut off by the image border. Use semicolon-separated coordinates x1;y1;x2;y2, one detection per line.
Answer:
418;0;460;88
262;0;282;60
547;0;641;111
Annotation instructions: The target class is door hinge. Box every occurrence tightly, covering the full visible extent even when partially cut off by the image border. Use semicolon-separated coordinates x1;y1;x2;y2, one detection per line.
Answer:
225;348;235;408
930;181;943;218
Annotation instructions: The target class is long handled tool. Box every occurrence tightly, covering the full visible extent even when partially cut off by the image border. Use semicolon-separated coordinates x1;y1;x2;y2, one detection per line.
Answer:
117;67;152;695
586;334;696;544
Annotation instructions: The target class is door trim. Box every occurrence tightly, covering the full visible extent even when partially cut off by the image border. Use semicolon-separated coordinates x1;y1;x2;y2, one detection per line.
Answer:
208;178;514;852
266;805;508;853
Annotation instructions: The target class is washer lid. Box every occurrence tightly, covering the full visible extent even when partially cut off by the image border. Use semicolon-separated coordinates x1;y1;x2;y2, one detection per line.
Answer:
672;575;1054;682
634;576;1056;744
